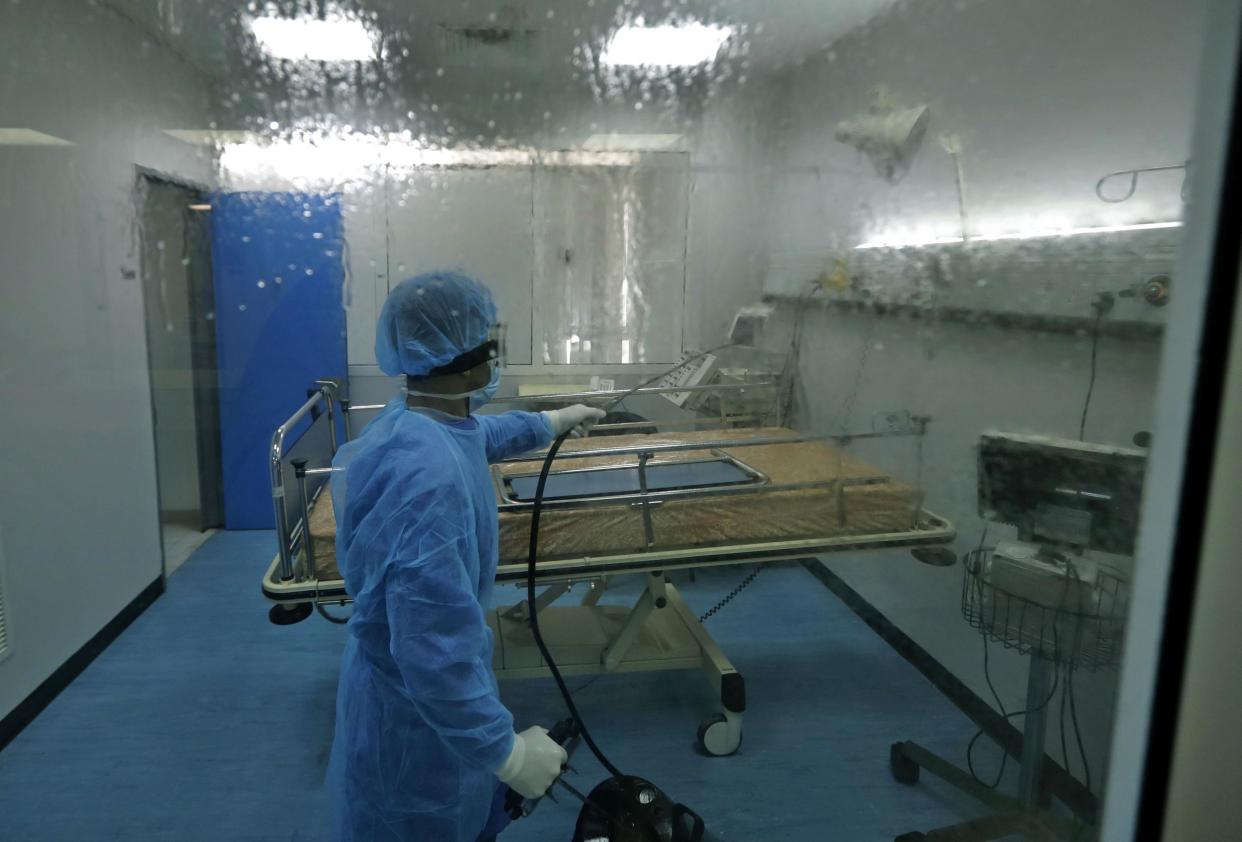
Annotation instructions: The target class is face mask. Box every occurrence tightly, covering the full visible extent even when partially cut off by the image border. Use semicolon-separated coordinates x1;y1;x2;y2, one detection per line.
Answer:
470;365;501;412
406;363;501;413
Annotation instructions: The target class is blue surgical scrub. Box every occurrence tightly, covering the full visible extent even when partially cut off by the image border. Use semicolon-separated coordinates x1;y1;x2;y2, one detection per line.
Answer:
327;399;553;841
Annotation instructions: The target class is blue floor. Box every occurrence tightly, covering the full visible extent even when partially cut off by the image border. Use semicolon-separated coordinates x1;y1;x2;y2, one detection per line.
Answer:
0;531;992;841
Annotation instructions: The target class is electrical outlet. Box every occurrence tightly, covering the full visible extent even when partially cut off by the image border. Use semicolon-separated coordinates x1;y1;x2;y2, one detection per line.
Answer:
873;410;914;434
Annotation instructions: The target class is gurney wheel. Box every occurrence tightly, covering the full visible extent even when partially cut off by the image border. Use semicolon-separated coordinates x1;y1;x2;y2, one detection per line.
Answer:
889;742;920;785
697;714;741;757
269;603;313;625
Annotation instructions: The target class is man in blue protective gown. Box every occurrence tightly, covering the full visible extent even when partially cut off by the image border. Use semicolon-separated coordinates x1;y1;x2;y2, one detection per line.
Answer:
327;271;605;842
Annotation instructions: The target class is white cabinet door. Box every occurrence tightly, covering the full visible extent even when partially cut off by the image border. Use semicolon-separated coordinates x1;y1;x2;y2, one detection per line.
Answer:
533;154;689;365
385;165;535;365
344;174;389;367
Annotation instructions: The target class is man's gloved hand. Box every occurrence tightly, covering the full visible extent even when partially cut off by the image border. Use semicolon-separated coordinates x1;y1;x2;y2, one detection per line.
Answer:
495;725;569;798
542;404;607;438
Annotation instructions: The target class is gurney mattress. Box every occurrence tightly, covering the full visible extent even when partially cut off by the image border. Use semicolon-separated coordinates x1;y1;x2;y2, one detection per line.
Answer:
307;428;922;581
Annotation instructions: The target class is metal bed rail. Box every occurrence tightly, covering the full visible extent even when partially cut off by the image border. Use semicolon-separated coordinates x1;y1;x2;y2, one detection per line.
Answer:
270;385;340;583
262;511;956;605
270;378;779;591
345;379;783;434
264;379;940;601
498;428;926;464
487;380;779;405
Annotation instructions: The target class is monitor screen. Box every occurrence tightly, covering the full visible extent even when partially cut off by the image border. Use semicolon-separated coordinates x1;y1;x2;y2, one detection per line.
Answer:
978;432;1147;556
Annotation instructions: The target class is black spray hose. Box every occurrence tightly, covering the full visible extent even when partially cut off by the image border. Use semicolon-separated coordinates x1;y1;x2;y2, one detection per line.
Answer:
523;343;736;780
521;347;745;839
600;343;736;416
525;429;624;780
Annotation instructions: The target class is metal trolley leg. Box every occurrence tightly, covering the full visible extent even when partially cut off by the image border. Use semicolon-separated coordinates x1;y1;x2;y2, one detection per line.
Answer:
888;655;1083;842
664;583;746;757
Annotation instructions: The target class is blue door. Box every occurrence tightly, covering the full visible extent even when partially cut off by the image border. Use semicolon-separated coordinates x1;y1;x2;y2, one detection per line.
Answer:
211;192;347;529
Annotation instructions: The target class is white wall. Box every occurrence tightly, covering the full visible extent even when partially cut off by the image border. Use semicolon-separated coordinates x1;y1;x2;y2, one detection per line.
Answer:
760;0;1207;791
217;75;782;407
0;0;216;719
768;0;1200;258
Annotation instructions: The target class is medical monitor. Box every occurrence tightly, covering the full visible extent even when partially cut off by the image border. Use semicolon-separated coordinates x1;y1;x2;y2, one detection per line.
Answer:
977;432;1147;556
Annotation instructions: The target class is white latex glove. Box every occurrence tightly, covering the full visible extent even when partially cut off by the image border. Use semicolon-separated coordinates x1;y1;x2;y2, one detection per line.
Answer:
542;404;607;438
495;725;569;798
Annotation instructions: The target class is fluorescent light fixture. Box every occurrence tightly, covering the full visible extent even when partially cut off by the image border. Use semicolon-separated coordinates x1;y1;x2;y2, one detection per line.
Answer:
581;133;686;151
163;129;257;145
0;129;74;146
602;22;731;67
387;147;535;168
541;149;641;167
187;204;213;211
217;131;669;187
249;11;378;62
855;220;1183;250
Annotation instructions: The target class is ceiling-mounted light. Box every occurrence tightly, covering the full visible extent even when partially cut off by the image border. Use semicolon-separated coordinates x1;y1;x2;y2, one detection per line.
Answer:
835;102;931;185
602;22;732;67
249;11;378;62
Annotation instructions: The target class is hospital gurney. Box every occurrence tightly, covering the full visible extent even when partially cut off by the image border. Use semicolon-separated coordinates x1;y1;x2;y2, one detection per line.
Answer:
261;382;954;755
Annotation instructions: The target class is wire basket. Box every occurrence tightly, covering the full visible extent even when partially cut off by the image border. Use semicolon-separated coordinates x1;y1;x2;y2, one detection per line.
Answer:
961;548;1129;672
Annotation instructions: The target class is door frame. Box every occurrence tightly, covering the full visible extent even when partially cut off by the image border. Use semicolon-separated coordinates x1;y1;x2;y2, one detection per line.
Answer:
1099;2;1242;838
134;168;224;574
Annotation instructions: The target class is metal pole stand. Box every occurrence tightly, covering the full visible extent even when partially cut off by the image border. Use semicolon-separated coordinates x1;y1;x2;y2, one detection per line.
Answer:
888;654;1081;842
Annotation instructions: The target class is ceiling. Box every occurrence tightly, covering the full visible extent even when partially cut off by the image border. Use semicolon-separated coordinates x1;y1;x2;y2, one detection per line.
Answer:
103;0;897;82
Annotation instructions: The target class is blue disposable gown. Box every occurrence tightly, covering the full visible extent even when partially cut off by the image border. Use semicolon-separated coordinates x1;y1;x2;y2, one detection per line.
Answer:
327;399;553;842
